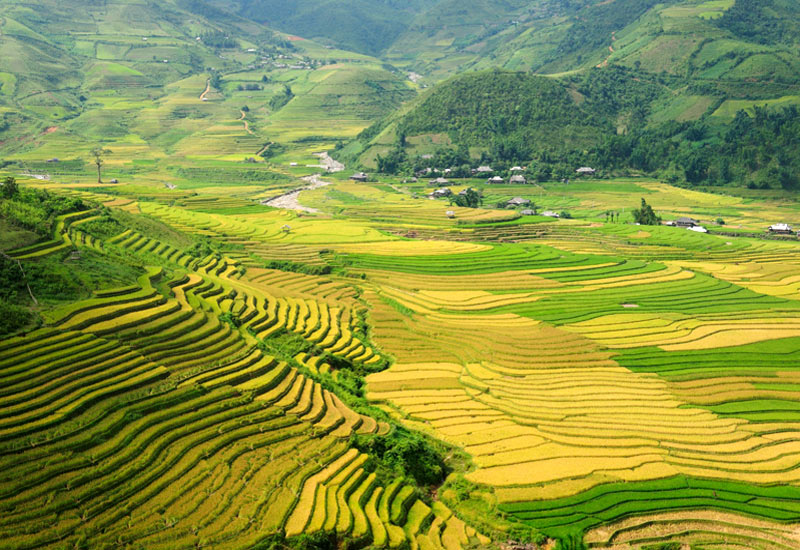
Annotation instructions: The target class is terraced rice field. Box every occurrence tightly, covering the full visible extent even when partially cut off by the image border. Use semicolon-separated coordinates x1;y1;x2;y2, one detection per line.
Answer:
4;175;800;550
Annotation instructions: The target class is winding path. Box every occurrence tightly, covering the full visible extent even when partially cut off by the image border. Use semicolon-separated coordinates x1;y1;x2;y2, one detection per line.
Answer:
199;80;210;100
239;110;253;135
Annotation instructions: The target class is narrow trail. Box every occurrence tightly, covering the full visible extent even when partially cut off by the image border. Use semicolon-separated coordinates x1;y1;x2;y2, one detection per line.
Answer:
596;31;617;68
256;142;272;157
239;110;253;135
199;80;210;100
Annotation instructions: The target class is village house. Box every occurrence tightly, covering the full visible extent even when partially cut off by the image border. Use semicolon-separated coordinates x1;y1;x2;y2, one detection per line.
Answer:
520;209;536;216
673;217;700;228
576;167;596;175
349;172;368;182
769;223;794;235
510;166;525;172
474;165;493;174
506;197;531;207
487;175;504;184
429;188;452;199
429;177;450;186
541;211;560;218
509;174;527;184
664;217;700;227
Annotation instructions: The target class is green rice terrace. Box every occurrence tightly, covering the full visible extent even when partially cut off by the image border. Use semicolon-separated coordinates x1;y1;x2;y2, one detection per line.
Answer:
4;165;800;550
3;1;800;550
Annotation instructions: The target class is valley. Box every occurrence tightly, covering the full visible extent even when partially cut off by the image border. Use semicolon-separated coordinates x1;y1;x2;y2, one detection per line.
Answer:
2;1;800;549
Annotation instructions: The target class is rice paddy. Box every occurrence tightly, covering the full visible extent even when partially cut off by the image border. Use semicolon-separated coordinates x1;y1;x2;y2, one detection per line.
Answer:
4;163;800;550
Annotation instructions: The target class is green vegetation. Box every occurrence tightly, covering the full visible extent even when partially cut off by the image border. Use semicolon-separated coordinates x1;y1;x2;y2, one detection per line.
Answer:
352;427;446;487
396;71;605;163
632;198;661;225
0;185;86;236
714;0;800;45
3;2;800;550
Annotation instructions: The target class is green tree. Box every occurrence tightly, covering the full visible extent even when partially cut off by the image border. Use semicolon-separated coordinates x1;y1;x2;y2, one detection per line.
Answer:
376;147;407;174
1;176;18;199
90;147;111;183
451;188;482;208
209;72;222;90
631;198;661;225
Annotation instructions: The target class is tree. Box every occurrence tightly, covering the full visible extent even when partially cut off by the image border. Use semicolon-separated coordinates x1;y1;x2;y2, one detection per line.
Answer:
209;72;222;90
779;167;798;190
1;176;18;199
376;147;407;174
451;188;482;208
90;148;111;183
631;198;661;225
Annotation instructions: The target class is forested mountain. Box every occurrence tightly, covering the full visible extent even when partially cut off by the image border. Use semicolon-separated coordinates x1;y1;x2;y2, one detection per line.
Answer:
211;0;440;56
333;0;800;190
347;66;800;189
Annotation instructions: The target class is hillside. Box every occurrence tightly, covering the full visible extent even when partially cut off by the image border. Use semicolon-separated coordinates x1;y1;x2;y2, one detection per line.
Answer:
0;0;415;170
4;2;800;550
349;66;800;189
383;0;800;85
344;0;800;189
212;0;440;56
344;68;659;169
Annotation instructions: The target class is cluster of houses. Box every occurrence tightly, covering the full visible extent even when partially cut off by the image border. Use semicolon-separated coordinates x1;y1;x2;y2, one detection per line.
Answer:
503;197;544;216
414;165;597;183
664;218;798;237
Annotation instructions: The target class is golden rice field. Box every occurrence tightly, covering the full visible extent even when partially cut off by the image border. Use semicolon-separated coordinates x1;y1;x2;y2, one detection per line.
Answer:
4;173;800;550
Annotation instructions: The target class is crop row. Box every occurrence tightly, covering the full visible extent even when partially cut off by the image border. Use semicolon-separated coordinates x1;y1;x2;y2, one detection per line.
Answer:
499;475;800;541
0;286;391;550
585;508;800;550
284;448;482;550
6;209;98;259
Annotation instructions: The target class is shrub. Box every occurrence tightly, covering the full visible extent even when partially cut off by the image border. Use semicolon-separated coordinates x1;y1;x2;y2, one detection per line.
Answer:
262;259;332;276
0;300;32;336
351;427;446;486
1;176;18;199
642;543;681;550
80;214;123;239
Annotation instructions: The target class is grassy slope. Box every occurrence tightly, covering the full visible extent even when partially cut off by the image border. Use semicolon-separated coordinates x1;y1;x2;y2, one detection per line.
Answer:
0;0;415;177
